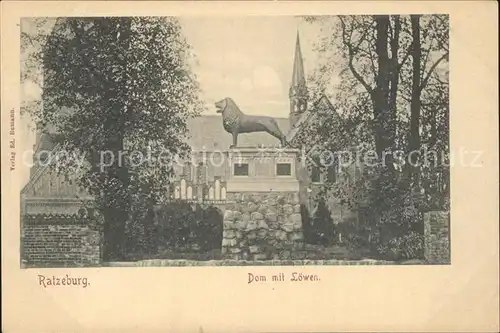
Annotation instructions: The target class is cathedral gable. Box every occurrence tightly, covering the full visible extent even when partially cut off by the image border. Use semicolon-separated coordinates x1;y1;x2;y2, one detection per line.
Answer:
287;94;338;149
24;165;86;198
22;144;89;199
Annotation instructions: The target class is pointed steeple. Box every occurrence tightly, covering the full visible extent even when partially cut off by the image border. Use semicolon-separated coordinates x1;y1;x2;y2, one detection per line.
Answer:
289;30;308;129
291;31;306;87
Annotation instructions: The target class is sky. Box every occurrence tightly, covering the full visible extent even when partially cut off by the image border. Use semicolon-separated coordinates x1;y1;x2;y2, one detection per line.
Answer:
21;17;323;117
19;16;327;186
178;16;321;116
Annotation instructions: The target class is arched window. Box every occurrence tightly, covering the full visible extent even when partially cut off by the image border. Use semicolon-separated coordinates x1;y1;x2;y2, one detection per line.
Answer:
311;165;321;183
215;179;221;200
187;186;193;200
310;156;321;183
47;170;53;195
197;162;207;184
183;162;192;181
327;165;336;183
180;179;186;199
221;187;227;200
56;173;61;195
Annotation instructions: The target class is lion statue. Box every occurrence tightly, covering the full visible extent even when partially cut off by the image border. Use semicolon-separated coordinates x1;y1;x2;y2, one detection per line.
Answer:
215;97;287;148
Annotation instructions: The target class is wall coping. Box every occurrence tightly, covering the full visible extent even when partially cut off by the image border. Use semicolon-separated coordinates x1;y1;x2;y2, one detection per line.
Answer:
23;197;94;202
104;259;396;267
227;147;301;154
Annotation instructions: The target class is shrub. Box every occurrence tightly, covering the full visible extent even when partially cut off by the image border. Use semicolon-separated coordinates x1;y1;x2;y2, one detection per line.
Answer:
300;204;314;243
154;202;223;255
191;205;223;251
155;201;194;252
376;231;424;261
305;199;335;246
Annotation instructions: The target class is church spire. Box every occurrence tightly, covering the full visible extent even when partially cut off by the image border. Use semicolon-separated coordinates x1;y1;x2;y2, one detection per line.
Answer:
289;30;308;129
291;31;306;87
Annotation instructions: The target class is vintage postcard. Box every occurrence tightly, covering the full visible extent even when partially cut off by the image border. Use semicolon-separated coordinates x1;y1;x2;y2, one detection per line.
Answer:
2;1;499;332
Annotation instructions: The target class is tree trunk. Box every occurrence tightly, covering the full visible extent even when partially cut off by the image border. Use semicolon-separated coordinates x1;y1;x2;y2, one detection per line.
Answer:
373;16;394;170
406;15;422;184
102;207;128;261
388;15;401;145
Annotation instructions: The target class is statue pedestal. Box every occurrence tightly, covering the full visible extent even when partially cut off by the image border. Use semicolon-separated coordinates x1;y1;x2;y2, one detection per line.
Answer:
226;147;300;192
222;147;305;260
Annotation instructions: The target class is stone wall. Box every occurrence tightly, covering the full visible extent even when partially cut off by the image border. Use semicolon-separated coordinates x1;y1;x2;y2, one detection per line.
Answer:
21;214;102;267
107;258;395;267
424;211;450;264
222;192;304;260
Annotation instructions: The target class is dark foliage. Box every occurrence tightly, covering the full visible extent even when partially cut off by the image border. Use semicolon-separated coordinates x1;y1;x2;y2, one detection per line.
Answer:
23;17;203;261
301;201;335;246
153;202;223;256
303;15;449;260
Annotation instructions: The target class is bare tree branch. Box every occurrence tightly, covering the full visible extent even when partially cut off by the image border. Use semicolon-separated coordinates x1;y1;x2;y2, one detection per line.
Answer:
420;36;435;79
353;27;370;51
357;47;377;77
397;40;414;71
367;28;378;76
400;94;411;103
433;69;449;85
339;16;374;95
420;51;449;91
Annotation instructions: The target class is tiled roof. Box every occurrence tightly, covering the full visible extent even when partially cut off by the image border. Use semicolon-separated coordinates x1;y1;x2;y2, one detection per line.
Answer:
24;95;336;196
35;114;291;155
24;114;291;194
34;95;338;154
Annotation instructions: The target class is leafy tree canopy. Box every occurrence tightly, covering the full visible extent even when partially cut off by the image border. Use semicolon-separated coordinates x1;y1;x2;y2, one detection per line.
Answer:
22;17;204;260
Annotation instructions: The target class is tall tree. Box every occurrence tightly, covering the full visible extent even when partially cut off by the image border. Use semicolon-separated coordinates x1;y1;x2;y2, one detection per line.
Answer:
305;13;448;188
334;15;413;168
408;15;422;181
303;15;449;257
406;15;449;186
24;17;203;260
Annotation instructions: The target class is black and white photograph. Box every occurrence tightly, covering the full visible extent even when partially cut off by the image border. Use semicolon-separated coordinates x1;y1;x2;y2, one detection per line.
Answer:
19;14;451;268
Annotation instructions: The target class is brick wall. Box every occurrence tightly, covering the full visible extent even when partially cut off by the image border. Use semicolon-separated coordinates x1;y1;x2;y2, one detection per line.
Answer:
21;214;102;268
424;211;450;264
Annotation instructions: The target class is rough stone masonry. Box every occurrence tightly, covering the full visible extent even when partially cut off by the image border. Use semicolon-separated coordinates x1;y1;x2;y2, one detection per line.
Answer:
424;211;450;264
222;191;304;260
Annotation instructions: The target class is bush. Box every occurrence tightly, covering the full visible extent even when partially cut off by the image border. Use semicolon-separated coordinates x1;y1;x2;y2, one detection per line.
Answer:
336;219;372;251
124;208;157;260
302;199;335;246
154;201;223;254
155;201;194;252
191;205;223;251
300;204;314;243
376;231;424;261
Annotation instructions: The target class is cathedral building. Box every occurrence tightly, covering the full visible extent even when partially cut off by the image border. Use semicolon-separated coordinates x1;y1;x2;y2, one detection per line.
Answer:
21;31;356;223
